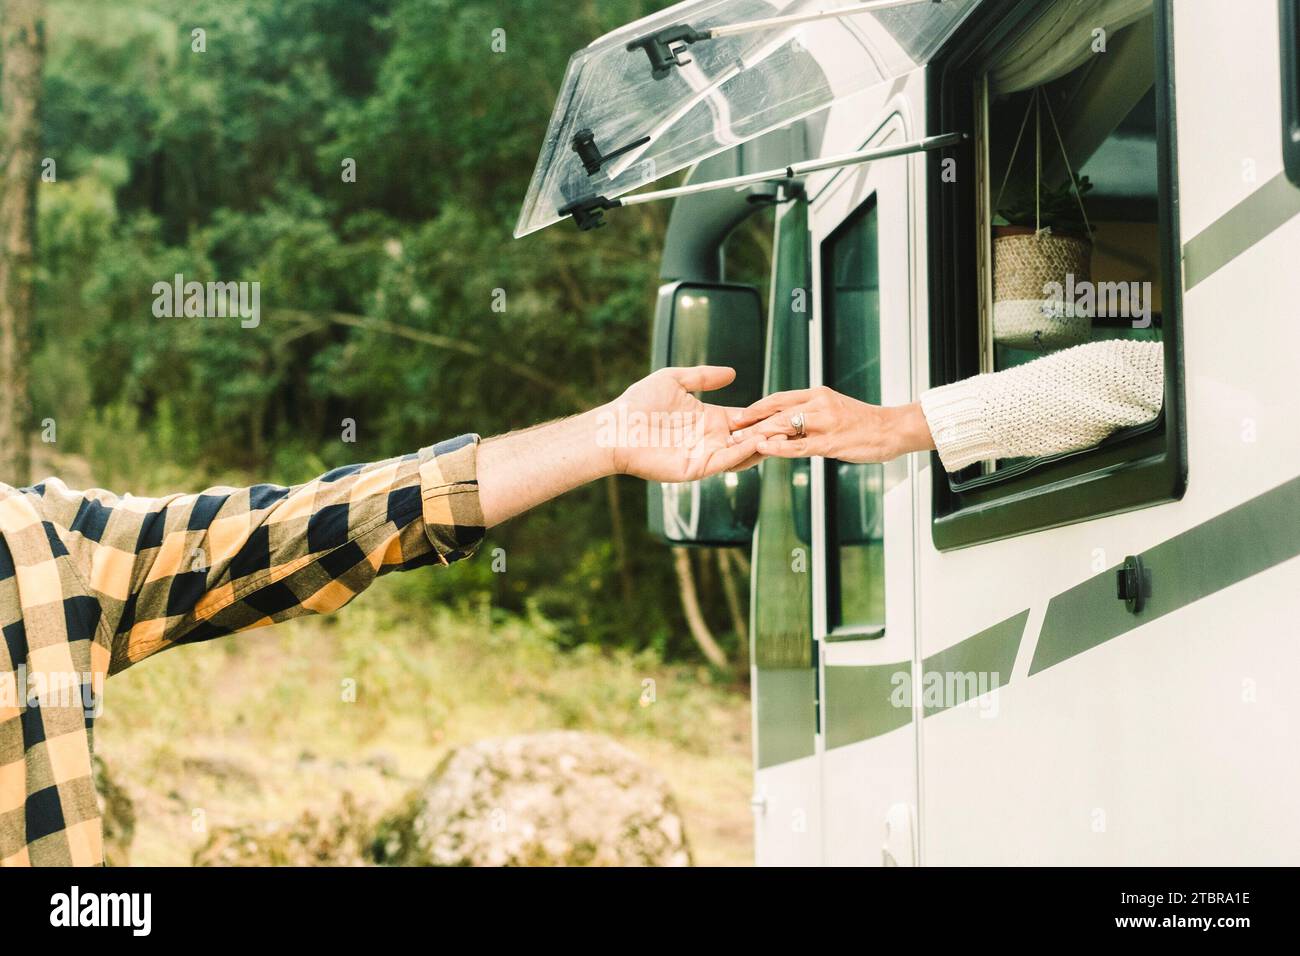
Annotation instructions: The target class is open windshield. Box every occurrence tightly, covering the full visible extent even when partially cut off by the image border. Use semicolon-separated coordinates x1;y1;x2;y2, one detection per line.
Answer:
515;0;982;236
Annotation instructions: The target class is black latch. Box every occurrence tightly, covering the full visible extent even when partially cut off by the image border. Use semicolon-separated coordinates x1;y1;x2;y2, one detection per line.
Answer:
571;129;653;176
626;23;711;80
558;194;622;231
1115;554;1146;614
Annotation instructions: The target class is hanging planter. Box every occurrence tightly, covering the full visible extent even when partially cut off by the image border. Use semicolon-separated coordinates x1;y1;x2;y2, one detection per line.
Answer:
991;88;1095;351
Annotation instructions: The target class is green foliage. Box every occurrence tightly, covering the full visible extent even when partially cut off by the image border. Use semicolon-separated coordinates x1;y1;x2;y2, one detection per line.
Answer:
35;0;748;662
994;175;1094;236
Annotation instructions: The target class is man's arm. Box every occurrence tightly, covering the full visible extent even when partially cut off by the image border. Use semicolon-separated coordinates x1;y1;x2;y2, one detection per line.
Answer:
479;366;762;527
478;410;611;528
29;366;759;670
31;437;485;673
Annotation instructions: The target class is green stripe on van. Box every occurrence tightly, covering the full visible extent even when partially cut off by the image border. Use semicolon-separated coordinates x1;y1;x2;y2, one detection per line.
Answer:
824;609;1029;749
824;661;912;750
1183;172;1300;290
921;610;1028;718
755;667;818;768
809;477;1300;759
1030;474;1300;674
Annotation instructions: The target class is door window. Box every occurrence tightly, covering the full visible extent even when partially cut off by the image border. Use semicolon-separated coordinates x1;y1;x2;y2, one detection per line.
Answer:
821;200;885;634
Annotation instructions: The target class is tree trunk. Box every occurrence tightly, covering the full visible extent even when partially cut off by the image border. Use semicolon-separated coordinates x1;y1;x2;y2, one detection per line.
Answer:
0;0;44;486
590;352;634;609
604;475;634;608
672;547;728;670
716;549;749;666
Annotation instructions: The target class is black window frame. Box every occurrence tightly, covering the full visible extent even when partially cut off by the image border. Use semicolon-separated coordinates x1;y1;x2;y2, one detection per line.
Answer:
925;0;1187;551
1284;0;1300;187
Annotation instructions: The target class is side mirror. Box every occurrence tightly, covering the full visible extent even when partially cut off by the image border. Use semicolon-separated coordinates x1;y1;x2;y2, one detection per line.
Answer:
647;281;766;547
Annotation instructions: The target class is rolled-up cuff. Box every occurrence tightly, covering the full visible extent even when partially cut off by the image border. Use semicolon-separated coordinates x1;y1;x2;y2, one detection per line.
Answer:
919;379;1002;473
417;434;485;563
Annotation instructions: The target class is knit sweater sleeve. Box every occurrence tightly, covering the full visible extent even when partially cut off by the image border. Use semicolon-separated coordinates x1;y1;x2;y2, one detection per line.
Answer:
918;339;1164;473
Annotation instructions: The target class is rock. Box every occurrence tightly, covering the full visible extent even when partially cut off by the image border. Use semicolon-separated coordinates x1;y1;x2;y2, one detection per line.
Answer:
92;754;136;867
363;751;401;778
192;793;374;867
375;731;692;867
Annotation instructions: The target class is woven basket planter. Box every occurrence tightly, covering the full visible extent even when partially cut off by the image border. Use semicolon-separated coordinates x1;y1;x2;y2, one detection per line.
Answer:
992;226;1093;350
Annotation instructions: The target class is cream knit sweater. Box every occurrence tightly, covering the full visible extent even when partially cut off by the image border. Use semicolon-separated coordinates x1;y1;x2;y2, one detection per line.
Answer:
919;339;1164;472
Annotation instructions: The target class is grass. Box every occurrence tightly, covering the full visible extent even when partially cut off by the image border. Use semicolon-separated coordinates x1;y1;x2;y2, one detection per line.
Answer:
95;573;754;866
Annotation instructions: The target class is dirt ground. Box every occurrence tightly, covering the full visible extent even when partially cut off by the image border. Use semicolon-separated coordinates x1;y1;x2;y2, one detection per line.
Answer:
94;580;755;867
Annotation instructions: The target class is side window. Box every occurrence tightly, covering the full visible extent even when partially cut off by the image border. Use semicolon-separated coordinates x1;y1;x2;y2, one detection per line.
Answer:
752;200;815;767
981;9;1164;472
928;0;1186;547
822;200;885;634
1284;0;1300;187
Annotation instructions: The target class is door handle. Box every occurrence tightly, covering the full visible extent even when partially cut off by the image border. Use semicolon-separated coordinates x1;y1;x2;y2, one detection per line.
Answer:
882;802;916;867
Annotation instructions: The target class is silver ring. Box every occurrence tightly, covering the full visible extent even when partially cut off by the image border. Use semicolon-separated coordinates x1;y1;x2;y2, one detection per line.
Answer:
790;412;806;439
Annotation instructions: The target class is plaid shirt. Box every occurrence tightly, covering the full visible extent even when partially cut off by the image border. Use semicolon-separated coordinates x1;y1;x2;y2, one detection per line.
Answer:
0;435;483;866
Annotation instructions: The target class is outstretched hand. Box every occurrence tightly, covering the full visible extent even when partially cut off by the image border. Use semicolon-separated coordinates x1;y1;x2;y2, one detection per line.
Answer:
477;366;766;528
728;386;935;464
605;367;764;483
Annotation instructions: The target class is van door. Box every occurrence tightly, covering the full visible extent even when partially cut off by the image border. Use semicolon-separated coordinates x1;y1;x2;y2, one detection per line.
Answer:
809;121;920;866
751;197;821;866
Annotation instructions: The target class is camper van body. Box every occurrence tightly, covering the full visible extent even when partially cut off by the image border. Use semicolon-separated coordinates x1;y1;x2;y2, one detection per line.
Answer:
651;0;1300;865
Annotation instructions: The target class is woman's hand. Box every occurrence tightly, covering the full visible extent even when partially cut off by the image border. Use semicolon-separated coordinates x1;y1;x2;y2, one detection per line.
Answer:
729;387;936;463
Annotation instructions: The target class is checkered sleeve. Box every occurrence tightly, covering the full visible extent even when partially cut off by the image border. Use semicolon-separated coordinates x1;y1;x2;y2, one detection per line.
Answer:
30;434;484;674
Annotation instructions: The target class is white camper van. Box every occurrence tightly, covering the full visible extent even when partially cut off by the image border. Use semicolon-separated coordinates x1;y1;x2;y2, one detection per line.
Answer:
519;0;1300;865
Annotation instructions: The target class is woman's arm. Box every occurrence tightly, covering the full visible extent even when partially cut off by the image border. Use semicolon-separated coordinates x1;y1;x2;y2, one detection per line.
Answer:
920;339;1163;471
731;339;1164;472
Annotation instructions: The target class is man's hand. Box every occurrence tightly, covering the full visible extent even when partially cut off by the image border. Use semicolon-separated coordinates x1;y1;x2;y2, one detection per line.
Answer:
477;366;763;527
605;366;763;483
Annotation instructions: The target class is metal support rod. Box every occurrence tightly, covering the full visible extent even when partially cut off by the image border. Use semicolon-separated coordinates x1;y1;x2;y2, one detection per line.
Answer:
616;132;964;208
707;0;942;40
